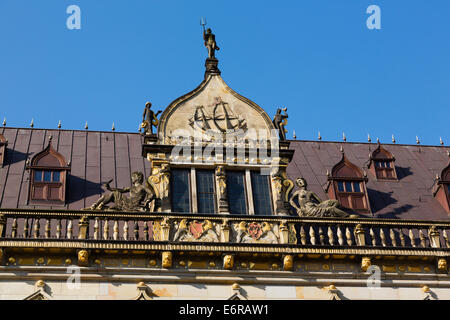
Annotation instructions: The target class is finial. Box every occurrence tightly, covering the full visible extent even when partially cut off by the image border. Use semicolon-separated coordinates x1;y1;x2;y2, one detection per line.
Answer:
326;169;330;177
416;136;420;145
48;135;53;144
376;137;380;144
340;145;344;153
292;129;296;139
30;118;34;128
363;170;367;177
436;173;440;180
112;122;115;131
447;150;450;157
138;124;142;133
85;121;88;130
367;134;371;143
57;120;61;129
2;118;5;127
342;132;346;142
318;131;322;141
392;134;396;144
440;137;444;146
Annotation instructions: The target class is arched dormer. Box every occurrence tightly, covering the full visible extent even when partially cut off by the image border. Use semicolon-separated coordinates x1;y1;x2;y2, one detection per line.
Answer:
0;134;7;167
326;151;371;213
26;137;70;204
368;143;397;180
433;160;450;213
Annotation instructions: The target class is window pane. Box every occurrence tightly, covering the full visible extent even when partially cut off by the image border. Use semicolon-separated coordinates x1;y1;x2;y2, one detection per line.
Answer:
375;161;381;168
53;171;60;182
385;161;391;168
447;184;450;194
34;170;43;182
227;171;247;215
353;182;361;193
345;182;353;192
337;181;345;192
170;169;190;213
196;170;216;214
251;171;272;216
43;171;52;182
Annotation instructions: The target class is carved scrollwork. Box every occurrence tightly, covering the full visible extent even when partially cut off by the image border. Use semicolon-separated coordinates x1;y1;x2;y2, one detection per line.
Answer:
173;219;220;242
233;221;279;244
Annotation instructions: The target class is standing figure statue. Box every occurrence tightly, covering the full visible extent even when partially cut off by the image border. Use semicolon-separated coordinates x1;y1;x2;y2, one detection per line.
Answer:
272;108;288;141
289;178;353;218
141;102;162;135
203;28;220;60
86;172;156;212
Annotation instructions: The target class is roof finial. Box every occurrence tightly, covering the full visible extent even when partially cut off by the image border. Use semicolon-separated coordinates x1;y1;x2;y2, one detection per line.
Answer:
48;135;53;144
376;137;380;144
30;118;34;128
292;129;296;139
416;136;420;145
57;120;61;129
326;169;330;176
85;121;88;130
2;117;5;127
342;132;346;142
367;134;371;143
436;173;440;180
318;131;322;141
340;145;344;153
112;122;115;131
392;134;396;144
440;137;444;146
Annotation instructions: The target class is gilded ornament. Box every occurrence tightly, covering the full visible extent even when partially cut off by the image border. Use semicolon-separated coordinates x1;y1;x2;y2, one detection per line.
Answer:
65;258;72;265
149;259;157;267
8;257;15;264
78;250;88;265
361;257;371;272
36;257;45;264
437;258;447;272
223;254;234;270
162;251;172;268
283;255;294;271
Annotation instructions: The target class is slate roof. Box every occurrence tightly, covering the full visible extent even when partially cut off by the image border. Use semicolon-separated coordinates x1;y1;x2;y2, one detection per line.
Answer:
0;127;449;221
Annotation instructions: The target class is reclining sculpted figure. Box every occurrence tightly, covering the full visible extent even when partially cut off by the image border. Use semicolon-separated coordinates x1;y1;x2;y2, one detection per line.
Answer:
86;171;155;212
289;177;353;218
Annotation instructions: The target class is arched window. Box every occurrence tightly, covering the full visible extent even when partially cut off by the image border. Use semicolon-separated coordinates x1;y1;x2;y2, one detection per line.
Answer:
433;161;450;213
326;151;371;213
0;134;7;167
368;144;397;180
26;138;70;204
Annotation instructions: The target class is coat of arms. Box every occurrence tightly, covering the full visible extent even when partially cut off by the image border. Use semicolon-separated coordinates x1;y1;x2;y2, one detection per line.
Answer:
247;222;262;240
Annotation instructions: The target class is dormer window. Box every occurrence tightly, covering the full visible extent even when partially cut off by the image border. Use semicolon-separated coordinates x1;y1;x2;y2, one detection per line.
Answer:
0;134;7;167
433;161;450;213
368;144;397;180
26;138;70;204
326;151;371;213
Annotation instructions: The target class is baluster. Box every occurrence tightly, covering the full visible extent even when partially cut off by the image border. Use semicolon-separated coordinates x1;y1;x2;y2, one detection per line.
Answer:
113;220;119;240
327;226;334;246
419;230;426;247
33;218;40;238
443;230;449;248
380;228;386;247
144;221;149;241
45;219;51;238
23;218;29;238
103;219;109;240
319;227;325;245
123;221;129;240
369;228;376;246
337;225;344;245
67;220;73;239
409;229;416;247
11;218;17;238
309;226;316;245
56;219;61;239
94;218;99;240
345;227;352;246
390;229;397;247
299;225;306;245
134;220;139;240
399;230;406;247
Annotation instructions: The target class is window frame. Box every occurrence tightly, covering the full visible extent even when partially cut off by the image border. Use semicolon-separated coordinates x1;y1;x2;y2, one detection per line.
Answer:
170;167;192;213
195;169;217;214
226;169;249;215
250;170;273;216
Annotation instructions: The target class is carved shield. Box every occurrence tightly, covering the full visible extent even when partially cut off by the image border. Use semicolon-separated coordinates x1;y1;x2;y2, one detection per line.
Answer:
247;222;262;240
189;221;204;239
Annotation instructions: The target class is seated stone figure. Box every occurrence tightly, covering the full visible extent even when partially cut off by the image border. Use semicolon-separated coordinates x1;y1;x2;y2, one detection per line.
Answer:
86;172;155;212
289;177;351;218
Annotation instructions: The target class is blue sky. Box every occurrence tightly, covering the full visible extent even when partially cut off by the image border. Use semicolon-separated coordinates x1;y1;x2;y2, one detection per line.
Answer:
0;0;449;145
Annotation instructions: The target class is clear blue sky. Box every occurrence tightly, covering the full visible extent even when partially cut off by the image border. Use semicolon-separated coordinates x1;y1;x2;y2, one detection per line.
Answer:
0;0;449;145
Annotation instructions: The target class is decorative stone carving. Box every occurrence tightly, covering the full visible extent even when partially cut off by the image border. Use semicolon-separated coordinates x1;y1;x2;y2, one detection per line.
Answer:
272;107;288;141
215;166;229;213
233;221;279;244
271;168;294;216
162;251;172;268
141;102;162;135
203;27;220;60
77;250;88;266
148;163;170;212
133;282;153;300
437;258;447;272
361;257;371;272
283;255;294;271
173;219;220;242
223;254;234;270
86;172;156;212
289;177;351;218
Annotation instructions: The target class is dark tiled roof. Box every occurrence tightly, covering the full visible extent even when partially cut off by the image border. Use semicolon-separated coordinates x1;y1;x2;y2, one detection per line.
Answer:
0;127;449;220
